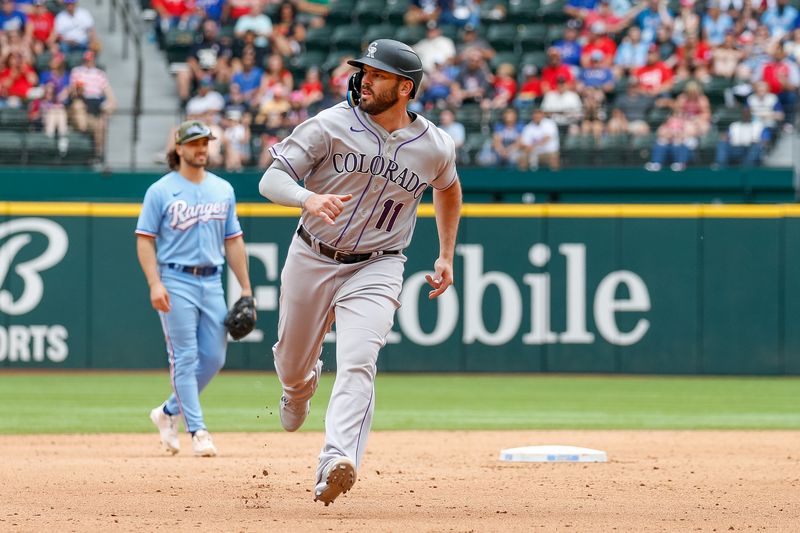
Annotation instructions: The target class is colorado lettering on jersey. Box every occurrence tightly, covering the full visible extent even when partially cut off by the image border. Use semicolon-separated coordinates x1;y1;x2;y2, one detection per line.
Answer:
332;152;430;199
169;200;230;231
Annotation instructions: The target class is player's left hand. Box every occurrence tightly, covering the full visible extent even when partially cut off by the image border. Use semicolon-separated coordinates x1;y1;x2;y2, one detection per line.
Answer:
425;258;454;299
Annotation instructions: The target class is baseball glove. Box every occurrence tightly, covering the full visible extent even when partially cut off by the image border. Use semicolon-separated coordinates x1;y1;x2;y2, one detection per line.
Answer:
224;296;257;340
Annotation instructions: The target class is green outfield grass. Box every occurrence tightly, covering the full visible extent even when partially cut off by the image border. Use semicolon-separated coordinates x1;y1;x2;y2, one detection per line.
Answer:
0;372;798;434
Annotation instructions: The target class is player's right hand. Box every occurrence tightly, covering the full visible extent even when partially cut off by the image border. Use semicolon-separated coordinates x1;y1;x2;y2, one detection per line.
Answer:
304;193;353;226
150;282;171;312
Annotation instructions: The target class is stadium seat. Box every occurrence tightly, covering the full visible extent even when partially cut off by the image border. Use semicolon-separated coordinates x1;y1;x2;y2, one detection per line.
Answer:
0;131;24;163
546;26;565;46
326;0;356;24
163;28;195;63
331;24;366;50
363;23;396;44
456;103;485;132
25;132;59;160
394;24;426;45
35;50;53;72
385;0;410;25
508;0;540;23
539;0;568;24
290;50;327;77
712;106;742;131
486;23;517;52
354;0;385;25
703;76;732;106
322;49;360;72
0;108;29;129
516;24;548;52
463;132;492;165
646;106;671;129
479;0;508;24
490;51;521;71
304;26;334;52
60;133;94;165
598;134;629;166
521;51;548;69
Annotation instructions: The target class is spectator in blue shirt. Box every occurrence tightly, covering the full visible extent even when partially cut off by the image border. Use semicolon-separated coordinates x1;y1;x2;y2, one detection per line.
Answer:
552;22;582;67
0;0;26;32
614;25;649;78
761;0;799;40
702;3;734;46
565;0;598;20
635;0;668;43
194;0;224;23
580;50;616;93
231;51;264;105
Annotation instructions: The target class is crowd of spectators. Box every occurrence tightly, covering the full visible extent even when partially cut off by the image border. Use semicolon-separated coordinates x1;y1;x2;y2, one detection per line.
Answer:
156;0;800;171
0;0;114;161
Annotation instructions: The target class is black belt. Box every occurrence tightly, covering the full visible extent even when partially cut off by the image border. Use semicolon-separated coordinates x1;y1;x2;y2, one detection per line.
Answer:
296;226;400;264
166;263;219;276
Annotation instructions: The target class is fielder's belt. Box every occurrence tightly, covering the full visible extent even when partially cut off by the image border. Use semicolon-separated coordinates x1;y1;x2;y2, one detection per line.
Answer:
296;226;400;264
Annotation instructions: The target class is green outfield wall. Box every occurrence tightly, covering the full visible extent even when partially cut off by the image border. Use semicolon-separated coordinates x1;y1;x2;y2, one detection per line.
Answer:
0;167;795;203
1;202;799;375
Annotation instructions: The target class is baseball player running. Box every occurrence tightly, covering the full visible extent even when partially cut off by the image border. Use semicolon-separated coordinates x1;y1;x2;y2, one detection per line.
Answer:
136;120;253;457
259;39;462;505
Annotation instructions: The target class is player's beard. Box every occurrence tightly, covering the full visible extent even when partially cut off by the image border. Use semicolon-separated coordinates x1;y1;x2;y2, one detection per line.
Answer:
182;152;208;168
360;80;401;115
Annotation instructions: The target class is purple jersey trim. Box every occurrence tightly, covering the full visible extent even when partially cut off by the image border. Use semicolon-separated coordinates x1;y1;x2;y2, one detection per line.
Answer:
269;146;302;181
351;122;430;250
394;122;429;160
334;107;383;247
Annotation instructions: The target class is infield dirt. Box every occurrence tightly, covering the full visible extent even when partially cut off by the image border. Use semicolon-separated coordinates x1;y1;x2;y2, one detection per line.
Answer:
1;431;798;532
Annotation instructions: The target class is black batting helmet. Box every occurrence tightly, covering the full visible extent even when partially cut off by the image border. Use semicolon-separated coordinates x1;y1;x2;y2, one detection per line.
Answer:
346;39;423;104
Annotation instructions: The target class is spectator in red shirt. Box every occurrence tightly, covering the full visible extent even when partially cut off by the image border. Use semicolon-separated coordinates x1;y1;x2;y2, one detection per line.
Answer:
516;64;543;104
0;52;38;103
542;47;575;92
675;34;712;83
760;47;799;130
25;0;55;55
635;45;674;98
152;0;200;35
489;62;517;109
582;0;635;38
580;22;618;68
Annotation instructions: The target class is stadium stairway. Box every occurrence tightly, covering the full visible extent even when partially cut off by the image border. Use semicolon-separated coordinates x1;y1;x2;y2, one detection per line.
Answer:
86;0;179;170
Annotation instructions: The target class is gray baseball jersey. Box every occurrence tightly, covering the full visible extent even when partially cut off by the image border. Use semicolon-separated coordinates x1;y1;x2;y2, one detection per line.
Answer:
268;101;458;500
269;101;458;252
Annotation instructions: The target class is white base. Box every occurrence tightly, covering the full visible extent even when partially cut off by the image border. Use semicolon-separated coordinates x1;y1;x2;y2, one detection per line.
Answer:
499;445;608;463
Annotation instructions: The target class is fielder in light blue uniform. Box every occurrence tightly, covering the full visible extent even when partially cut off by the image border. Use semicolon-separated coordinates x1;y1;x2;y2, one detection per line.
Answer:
136;120;253;457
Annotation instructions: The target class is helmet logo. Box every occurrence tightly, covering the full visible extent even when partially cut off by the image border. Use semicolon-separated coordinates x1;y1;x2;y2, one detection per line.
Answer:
366;41;378;59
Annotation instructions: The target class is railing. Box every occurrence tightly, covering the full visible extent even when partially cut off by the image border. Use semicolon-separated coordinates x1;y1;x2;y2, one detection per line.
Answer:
107;0;144;170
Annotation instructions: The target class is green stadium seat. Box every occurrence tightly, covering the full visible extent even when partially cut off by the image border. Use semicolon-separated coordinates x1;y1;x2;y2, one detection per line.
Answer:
597;134;629;166
0;107;29;129
517;24;548;52
35;51;53;72
25;132;59;160
322;49;360;72
290;50;328;77
0;131;24;163
385;0;410;25
490;51;520;71
363;23;395;44
508;0;540;22
439;24;460;41
456;103;484;132
394;24;426;45
521;51;548;69
486;23;517;52
463;132;492;165
703;76;732;106
218;24;235;41
713;106;742;132
163;28;195;63
326;0;356;24
646;106;671;129
479;0;508;24
60;133;94;165
354;0;385;25
304;26;334;52
546;26;565;46
331;24;366;50
539;0;568;24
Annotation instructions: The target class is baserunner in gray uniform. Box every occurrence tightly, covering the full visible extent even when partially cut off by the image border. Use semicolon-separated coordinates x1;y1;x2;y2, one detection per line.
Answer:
258;39;462;505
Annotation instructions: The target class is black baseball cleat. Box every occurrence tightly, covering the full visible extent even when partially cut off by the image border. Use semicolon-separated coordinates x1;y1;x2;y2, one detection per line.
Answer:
313;457;357;506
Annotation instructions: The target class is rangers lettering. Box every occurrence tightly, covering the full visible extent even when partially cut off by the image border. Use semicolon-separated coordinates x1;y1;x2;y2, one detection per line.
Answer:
168;200;229;230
